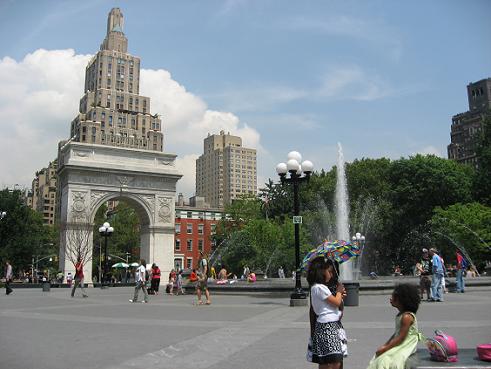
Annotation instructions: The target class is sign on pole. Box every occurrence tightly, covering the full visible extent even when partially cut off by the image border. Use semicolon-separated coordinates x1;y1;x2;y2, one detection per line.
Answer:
293;216;303;224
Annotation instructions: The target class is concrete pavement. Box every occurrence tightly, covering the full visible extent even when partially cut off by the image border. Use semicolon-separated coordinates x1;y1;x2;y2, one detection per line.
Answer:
1;286;490;369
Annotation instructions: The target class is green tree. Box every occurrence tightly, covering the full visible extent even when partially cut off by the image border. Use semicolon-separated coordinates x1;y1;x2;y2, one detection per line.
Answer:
0;189;53;274
384;155;474;273
430;202;491;270
93;201;140;264
258;179;292;220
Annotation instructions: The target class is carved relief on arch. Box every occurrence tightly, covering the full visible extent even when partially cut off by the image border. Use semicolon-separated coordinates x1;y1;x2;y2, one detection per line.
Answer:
71;191;88;221
157;196;173;223
90;190;107;211
138;194;156;221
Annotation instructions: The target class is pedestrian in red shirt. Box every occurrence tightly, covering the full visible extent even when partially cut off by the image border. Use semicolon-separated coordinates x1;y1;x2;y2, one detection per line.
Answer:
151;263;161;295
71;258;88;298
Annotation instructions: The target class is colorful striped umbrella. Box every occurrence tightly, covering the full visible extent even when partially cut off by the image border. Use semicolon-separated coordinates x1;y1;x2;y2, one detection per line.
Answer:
302;239;361;271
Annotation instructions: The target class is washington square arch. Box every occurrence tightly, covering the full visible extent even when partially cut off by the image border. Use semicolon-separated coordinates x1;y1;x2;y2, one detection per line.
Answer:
57;8;181;279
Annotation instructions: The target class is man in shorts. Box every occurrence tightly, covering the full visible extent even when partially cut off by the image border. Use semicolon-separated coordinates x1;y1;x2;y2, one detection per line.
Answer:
196;251;211;305
417;248;432;301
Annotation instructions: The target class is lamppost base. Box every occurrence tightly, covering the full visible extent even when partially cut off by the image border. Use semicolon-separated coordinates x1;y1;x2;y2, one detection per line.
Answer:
290;290;308;307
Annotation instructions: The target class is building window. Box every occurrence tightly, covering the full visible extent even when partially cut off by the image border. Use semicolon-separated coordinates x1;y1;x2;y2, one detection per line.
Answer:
187;224;193;234
175;223;181;234
211;224;217;234
187;211;192;218
175;239;181;251
187;239;193;251
198;224;204;235
198;239;204;252
186;258;193;269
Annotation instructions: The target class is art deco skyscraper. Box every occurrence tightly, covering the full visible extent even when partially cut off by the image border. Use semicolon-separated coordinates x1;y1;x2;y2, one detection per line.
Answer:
196;131;257;208
448;78;491;167
69;8;163;151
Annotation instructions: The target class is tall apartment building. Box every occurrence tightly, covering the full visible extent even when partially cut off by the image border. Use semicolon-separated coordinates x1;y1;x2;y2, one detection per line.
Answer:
68;8;164;151
448;78;491;167
196;130;257;208
28;160;57;225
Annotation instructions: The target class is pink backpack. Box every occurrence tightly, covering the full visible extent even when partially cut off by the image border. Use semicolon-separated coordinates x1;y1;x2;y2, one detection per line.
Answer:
426;330;458;362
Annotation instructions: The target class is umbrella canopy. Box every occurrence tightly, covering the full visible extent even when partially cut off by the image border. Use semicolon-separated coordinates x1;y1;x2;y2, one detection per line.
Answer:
112;262;129;268
129;262;140;267
302;240;361;271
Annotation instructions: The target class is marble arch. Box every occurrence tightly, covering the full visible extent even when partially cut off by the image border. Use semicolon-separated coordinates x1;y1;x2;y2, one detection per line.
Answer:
57;142;182;282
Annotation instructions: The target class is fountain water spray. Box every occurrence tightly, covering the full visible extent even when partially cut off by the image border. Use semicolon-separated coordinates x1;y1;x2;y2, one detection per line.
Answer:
336;143;353;280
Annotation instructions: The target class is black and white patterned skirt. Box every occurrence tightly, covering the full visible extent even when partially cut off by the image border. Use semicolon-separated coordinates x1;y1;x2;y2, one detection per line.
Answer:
311;321;344;364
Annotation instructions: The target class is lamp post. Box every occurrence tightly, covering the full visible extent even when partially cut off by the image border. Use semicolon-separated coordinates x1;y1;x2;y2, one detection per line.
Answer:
34;255;53;283
276;151;314;306
98;222;114;285
351;232;366;246
351;232;366;280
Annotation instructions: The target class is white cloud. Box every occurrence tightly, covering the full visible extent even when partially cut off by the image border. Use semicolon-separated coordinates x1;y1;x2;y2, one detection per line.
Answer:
412;145;444;157
140;68;262;156
318;65;392;101
175;154;198;196
208;85;307;113
0;49;91;188
284;15;403;61
0;49;262;197
206;64;394;113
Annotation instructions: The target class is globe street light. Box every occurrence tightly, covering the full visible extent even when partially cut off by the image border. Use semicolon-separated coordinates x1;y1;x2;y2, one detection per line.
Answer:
276;151;314;306
351;232;366;245
0;211;6;220
99;222;114;285
351;232;366;280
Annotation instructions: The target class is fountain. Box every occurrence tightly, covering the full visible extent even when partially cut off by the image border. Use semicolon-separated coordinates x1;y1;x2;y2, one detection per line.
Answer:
264;245;279;278
336;143;353;281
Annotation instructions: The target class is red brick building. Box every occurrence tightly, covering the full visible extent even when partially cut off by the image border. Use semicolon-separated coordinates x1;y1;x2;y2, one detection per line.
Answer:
173;195;224;270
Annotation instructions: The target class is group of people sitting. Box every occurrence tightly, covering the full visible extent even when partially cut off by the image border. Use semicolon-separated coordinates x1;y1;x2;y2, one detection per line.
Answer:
184;265;257;285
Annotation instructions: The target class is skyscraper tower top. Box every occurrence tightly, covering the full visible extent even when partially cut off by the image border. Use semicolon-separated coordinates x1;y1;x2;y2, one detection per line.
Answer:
68;8;164;152
101;8;128;53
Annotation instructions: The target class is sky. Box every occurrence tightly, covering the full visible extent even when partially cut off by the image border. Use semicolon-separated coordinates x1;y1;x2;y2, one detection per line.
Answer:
0;0;490;197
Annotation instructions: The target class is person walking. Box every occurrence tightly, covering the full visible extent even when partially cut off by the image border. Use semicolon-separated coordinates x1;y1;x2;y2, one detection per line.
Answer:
455;251;467;293
5;260;13;295
71;258;88;298
129;259;149;303
429;248;444;302
417;249;432;301
196;251;211;305
150;263;161;295
366;284;423;369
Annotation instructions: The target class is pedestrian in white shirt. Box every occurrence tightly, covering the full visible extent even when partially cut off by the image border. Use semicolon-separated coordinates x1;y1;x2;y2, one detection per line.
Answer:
129;259;149;303
5;260;13;295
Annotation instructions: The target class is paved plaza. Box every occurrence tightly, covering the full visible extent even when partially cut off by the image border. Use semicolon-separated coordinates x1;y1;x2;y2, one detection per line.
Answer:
1;286;490;369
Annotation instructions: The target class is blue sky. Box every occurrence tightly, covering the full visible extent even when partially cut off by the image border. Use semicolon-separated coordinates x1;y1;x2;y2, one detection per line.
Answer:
0;0;490;196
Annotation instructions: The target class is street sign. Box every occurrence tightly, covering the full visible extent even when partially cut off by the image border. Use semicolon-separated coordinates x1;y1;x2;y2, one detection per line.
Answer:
293;216;303;224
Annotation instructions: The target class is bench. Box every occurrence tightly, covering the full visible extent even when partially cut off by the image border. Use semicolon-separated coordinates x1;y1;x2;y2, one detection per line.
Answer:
408;349;491;369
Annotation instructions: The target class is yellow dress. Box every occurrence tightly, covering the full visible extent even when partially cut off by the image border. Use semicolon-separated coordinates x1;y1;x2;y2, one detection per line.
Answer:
367;312;423;369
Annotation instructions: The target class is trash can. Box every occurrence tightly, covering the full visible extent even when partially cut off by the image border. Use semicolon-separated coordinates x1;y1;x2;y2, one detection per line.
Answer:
42;282;50;292
343;282;359;306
